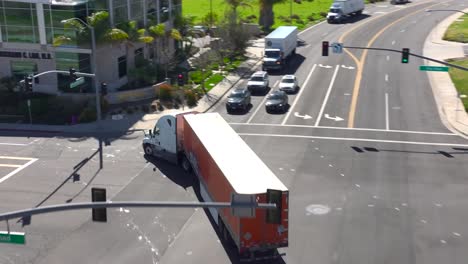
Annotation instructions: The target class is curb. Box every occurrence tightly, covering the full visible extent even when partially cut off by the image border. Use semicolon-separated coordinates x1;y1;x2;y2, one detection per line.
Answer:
202;58;263;113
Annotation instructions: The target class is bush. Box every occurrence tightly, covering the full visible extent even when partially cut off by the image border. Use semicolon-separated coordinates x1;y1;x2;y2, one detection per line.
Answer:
189;70;211;84
320;12;328;18
291;14;300;19
307;14;316;21
159;84;173;102
185;90;198;107
79;107;97;123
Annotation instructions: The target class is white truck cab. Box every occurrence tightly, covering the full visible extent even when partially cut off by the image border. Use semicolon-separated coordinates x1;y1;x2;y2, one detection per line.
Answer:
142;114;178;163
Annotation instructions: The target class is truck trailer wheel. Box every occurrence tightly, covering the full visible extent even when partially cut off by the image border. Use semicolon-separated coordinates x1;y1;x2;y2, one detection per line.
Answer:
143;144;153;156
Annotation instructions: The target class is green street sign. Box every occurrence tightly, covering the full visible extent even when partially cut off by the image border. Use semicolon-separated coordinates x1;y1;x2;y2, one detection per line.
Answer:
419;65;449;72
0;231;25;244
70;77;85;88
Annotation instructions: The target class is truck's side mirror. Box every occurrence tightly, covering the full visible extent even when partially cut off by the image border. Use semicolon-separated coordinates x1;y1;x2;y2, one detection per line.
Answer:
149;130;153;137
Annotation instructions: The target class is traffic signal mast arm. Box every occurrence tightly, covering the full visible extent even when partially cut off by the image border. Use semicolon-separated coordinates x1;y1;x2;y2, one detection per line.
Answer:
19;70;96;85
0;201;277;222
341;45;468;71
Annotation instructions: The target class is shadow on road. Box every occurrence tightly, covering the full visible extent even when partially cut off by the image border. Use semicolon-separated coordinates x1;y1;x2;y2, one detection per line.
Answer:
267;54;306;76
144;155;196;190
350;146;468;158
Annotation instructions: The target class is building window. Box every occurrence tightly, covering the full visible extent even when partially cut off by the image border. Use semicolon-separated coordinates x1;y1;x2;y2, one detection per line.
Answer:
0;2;39;43
56;52;92;92
118;55;127;78
130;0;144;21
44;3;90;48
11;61;38;82
160;0;169;23
113;0;128;26
134;48;144;67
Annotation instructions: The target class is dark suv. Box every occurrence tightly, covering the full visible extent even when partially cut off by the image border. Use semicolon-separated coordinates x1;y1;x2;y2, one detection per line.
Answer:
226;88;251;113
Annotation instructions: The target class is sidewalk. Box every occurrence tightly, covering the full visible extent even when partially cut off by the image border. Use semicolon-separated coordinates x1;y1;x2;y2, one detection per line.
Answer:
0;41;264;135
424;9;468;137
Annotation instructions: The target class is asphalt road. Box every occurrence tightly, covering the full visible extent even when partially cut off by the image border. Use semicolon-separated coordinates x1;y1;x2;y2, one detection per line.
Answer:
1;0;468;263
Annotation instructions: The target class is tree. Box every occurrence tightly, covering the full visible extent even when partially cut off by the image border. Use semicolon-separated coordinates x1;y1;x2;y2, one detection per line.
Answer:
258;0;287;31
225;0;252;24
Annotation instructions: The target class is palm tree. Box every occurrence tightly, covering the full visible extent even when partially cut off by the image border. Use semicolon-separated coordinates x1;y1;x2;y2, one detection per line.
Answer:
225;0;252;23
148;23;182;78
259;0;287;31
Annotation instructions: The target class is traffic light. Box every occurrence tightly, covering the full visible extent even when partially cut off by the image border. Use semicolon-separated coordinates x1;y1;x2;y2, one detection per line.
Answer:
401;48;410;64
265;189;282;224
322;41;329;56
69;67;77;82
101;82;108;96
91;188;107;222
25;75;33;91
177;73;184;86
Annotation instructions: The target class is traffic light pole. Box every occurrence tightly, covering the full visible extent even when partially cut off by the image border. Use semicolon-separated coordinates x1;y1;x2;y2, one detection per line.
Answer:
0;201;277;222
341;45;468;71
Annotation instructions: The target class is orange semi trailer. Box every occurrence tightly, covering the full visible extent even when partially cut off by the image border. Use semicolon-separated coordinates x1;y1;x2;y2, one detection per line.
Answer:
142;112;288;260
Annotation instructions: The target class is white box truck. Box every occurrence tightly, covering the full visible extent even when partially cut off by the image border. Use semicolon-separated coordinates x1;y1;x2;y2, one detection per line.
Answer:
391;0;408;4
327;0;365;23
262;26;298;72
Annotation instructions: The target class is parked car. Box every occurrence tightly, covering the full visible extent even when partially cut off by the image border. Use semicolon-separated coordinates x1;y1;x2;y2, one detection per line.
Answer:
190;25;209;36
265;90;289;113
279;75;299;94
226;88;251;113
247;71;269;94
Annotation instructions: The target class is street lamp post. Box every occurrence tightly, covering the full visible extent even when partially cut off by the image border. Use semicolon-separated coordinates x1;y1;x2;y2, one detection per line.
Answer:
61;18;101;123
62;18;103;169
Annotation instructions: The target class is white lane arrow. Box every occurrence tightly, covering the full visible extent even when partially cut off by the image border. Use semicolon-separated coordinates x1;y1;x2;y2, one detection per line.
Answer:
341;65;355;70
324;114;344;122
318;64;332;69
294;112;312;119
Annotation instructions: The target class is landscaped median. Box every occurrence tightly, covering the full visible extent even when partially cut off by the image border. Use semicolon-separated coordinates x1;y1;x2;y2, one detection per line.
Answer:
444;13;468;110
447;58;468;110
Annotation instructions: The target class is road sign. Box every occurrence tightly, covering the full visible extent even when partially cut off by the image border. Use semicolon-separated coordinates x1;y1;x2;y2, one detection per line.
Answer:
70;77;85;88
419;65;449;72
0;231;25;244
331;42;343;54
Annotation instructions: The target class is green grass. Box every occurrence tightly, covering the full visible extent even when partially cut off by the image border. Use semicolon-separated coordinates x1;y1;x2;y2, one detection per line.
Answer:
444;14;468;43
204;73;225;91
182;0;333;30
447;58;468;110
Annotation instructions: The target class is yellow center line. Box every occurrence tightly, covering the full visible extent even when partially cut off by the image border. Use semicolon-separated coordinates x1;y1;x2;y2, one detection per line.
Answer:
338;1;445;128
0;164;22;168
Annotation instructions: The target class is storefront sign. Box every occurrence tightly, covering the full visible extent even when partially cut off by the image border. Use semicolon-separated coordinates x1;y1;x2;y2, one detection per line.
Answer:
0;51;52;59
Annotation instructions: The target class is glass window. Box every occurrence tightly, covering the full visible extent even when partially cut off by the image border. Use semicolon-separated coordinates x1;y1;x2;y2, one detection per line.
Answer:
56;52;92;92
130;0;144;21
114;0;128;26
11;61;38;82
146;0;158;25
118;55;127;78
0;2;39;43
134;48;144;67
160;0;169;23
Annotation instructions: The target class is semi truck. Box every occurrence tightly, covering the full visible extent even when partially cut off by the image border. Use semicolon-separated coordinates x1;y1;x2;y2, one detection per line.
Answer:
327;0;365;23
142;112;289;260
262;26;298;72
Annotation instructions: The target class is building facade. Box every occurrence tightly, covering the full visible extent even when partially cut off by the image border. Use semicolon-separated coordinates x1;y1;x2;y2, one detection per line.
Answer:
0;0;181;94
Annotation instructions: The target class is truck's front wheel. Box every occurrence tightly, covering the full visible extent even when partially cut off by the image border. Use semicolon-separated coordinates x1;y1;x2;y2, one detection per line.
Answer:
143;144;153;156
